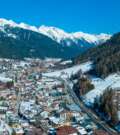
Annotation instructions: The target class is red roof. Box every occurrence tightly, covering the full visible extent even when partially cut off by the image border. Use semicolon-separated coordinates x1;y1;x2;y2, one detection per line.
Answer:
57;126;77;135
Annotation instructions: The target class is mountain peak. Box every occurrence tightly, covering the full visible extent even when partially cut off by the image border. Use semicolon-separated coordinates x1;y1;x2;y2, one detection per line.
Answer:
73;32;111;44
0;18;39;33
39;25;70;42
0;18;17;27
19;22;39;32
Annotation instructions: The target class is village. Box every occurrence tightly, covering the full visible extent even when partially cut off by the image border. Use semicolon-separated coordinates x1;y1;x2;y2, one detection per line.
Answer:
0;58;109;135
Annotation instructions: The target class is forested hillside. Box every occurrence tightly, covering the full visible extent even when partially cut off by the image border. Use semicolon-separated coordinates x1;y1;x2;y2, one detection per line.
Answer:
74;32;120;77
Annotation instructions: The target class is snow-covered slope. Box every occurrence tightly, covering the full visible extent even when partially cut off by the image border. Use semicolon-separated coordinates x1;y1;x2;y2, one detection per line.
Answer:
84;74;120;106
0;18;40;39
0;18;39;33
39;25;111;45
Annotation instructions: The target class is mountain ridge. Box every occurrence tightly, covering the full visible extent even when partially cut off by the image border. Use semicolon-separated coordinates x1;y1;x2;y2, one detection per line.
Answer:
0;18;111;45
39;25;111;46
0;18;111;59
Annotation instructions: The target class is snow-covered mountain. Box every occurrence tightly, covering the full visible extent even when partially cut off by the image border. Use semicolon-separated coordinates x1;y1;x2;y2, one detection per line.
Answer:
0;18;111;59
0;18;111;46
39;25;111;46
0;18;40;36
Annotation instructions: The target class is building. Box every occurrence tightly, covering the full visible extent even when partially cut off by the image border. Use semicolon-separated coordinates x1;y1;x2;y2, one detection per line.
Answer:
94;129;109;135
56;126;78;135
12;124;24;135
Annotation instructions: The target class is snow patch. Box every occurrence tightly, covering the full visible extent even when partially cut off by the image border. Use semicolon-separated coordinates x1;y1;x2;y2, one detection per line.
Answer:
84;74;120;105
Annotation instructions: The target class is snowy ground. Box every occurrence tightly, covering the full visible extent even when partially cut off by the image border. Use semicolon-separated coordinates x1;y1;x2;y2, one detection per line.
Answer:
84;73;120;106
0;120;13;135
0;75;12;83
43;61;120;108
43;61;92;78
60;60;72;65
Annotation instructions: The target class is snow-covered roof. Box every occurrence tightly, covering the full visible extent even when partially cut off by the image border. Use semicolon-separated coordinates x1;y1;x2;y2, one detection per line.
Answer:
0;76;12;83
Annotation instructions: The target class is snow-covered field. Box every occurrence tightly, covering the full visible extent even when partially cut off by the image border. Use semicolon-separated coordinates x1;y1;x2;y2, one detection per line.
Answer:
84;73;120;106
43;61;92;78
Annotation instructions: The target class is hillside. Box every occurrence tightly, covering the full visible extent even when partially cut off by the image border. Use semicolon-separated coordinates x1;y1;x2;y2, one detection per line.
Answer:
0;26;63;59
0;23;86;59
74;32;120;77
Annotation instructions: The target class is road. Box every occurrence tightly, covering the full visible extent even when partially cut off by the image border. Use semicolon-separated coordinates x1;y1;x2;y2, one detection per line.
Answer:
43;75;119;134
61;78;118;135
